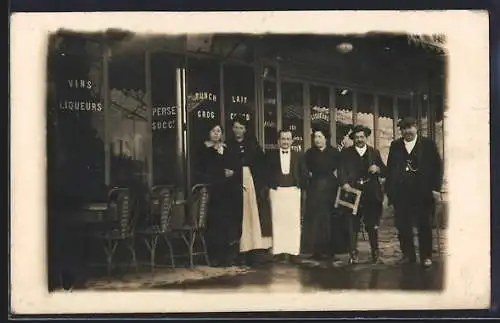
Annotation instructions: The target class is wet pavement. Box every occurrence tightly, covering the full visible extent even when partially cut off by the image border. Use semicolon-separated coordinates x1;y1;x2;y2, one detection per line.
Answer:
76;211;446;292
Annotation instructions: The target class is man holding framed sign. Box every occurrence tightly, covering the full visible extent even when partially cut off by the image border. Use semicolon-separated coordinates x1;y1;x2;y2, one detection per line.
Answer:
338;125;387;265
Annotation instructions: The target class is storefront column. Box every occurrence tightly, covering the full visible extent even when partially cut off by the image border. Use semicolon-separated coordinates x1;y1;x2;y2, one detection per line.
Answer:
102;40;111;186
276;63;283;131
373;94;380;149
176;66;187;196
219;62;225;130
329;86;337;148
303;84;311;150
392;96;399;139
352;90;358;125
144;48;153;188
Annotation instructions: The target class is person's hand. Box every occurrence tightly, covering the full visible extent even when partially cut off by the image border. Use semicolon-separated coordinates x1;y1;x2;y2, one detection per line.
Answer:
368;165;380;174
224;169;234;178
432;190;442;201
342;183;352;191
308;172;313;178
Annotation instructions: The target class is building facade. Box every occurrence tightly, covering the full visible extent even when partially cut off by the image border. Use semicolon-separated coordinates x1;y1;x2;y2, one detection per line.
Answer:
47;32;446;206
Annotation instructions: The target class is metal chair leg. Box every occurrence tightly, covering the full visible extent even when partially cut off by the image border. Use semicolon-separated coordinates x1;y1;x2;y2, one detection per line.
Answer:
189;231;196;268
200;233;211;266
125;238;138;273
103;239;118;276
144;236;159;272
163;236;175;269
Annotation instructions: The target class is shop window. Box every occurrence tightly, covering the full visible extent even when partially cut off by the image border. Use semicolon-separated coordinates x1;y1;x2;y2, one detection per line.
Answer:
151;54;178;186
335;88;354;150
49;35;106;207
434;94;446;191
396;97;412;138
108;52;150;188
224;64;256;138
310;85;330;143
378;95;395;164
186;58;221;186
281;82;304;152
356;92;375;147
263;80;278;151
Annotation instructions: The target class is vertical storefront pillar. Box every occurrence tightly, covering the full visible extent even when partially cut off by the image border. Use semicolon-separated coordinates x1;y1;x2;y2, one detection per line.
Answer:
303;84;311;150
392;96;399;139
255;60;264;144
329;86;337;148
176;66;187;195
373;94;380;149
102;40;111;186
219;62;225;130
352;90;358;125
144;49;153;188
276;63;283;131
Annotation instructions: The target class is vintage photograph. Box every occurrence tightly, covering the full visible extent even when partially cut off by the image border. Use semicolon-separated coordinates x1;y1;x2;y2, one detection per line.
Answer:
10;10;491;314
46;30;448;292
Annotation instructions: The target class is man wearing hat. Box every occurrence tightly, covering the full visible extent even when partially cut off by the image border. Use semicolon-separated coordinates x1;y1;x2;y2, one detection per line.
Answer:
338;125;387;264
385;117;443;269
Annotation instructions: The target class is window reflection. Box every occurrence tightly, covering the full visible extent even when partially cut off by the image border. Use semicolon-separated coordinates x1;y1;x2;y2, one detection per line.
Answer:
335;88;354;150
224;64;256;138
108;52;149;187
310;85;330;140
378;95;395;164
263;80;278;151
356;92;375;147
282;82;304;152
50;35;106;205
396;97;412;138
151;54;178;185
186;58;220;186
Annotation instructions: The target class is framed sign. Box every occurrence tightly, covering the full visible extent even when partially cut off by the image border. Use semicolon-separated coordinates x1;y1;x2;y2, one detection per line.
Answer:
334;186;362;216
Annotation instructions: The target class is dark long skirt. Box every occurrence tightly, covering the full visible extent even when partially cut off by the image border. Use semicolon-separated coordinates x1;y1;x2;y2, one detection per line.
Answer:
301;178;338;257
205;183;241;264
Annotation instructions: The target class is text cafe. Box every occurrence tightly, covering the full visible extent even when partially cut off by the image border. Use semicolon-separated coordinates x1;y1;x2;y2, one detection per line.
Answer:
47;32;446;205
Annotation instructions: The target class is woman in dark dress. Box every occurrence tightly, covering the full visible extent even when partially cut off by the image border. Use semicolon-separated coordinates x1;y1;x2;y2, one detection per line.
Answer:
302;127;342;261
225;116;272;266
196;124;237;267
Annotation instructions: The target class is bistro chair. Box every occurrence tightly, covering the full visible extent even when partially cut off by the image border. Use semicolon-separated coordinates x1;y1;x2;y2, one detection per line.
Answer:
174;184;211;268
89;187;139;276
136;185;175;272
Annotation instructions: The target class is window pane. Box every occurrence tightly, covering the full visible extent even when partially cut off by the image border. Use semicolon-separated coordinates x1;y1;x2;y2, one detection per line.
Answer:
378;95;395;164
151;54;178;185
310;85;330;139
50;35;106;205
108;52;150;187
335;88;354;149
224;64;256;138
263;80;278;151
356;92;375;146
186;58;220;186
397;97;412;138
282;82;304;152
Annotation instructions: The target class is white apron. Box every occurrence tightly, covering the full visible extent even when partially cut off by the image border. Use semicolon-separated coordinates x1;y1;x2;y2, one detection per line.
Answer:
240;167;273;252
269;186;302;256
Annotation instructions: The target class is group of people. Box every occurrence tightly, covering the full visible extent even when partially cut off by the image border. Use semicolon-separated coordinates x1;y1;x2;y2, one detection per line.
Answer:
196;115;443;270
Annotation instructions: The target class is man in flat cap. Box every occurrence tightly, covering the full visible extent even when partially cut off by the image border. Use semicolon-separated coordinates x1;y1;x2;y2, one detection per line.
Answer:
338;125;387;264
385;117;443;269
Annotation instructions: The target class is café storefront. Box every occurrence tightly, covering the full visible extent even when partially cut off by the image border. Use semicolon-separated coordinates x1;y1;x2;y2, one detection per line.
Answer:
47;32;446;209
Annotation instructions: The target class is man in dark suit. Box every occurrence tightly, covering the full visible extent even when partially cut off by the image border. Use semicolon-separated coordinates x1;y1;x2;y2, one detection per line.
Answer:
385;117;443;269
266;129;307;263
338;125;387;264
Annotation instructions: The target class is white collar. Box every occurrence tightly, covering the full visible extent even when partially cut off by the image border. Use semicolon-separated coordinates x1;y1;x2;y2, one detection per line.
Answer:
355;145;367;156
280;148;291;153
404;135;418;146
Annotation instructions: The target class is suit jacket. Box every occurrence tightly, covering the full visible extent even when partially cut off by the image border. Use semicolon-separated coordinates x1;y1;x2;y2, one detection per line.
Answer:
266;149;307;190
338;145;386;203
385;136;443;205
